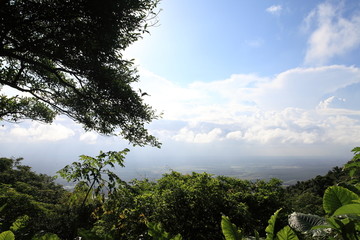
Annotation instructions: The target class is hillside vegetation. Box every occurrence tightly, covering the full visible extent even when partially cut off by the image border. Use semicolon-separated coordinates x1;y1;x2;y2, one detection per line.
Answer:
0;148;359;240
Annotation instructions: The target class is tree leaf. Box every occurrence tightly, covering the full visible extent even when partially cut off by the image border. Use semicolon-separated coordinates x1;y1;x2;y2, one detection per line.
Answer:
288;212;326;232
221;215;243;240
10;215;30;232
147;222;172;240
265;209;281;240
323;186;359;215
0;231;15;240
171;234;182;240
276;226;299;240
332;203;360;216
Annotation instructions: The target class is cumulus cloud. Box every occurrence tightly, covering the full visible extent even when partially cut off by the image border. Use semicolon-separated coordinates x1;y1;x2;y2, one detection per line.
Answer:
257;65;360;110
172;127;222;143
140;65;360;121
138;65;360;146
167;107;360;145
304;2;360;65
5;122;75;142
266;5;282;15
317;96;346;110
3;64;360;150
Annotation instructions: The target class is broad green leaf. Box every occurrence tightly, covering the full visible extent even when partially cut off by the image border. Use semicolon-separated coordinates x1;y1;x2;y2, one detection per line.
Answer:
325;217;341;229
265;209;281;240
276;226;299;240
221;215;243;240
333;203;360;216
0;231;15;240
337;182;360;196
323;186;359;215
288;212;326;232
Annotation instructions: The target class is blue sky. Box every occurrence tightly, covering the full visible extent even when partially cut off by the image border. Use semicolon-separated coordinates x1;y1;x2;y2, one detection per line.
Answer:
1;0;360;177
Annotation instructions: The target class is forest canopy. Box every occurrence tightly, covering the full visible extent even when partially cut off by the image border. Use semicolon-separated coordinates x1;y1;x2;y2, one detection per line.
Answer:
0;0;160;147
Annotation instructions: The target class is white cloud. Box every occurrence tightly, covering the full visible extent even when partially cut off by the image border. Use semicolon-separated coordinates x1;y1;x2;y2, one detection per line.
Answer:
167;106;360;145
266;5;282;15
257;65;360;110
317;96;346;110
323;115;360;144
6;122;75;142
139;65;360;146
139;65;360;123
304;2;360;65
3;64;359;150
79;132;98;144
172;127;222;143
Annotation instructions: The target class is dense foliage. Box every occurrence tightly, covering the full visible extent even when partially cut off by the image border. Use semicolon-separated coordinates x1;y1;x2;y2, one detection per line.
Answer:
0;0;160;147
285;166;349;216
93;172;284;239
1;148;359;239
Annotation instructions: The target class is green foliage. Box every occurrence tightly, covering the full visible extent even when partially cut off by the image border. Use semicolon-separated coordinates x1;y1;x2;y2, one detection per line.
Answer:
275;226;298;240
288;147;360;239
147;222;182;240
0;157;65;204
76;228;101;240
221;216;243;240
31;233;61;240
3;147;360;240
0;157;80;239
91;171;285;240
58;149;128;207
0;0;161;147
0;231;14;240
265;209;282;240
344;147;360;183
333;203;360;216
323;186;359;215
288;212;327;236
10;215;29;232
221;211;299;240
285;166;347;216
0;96;55;123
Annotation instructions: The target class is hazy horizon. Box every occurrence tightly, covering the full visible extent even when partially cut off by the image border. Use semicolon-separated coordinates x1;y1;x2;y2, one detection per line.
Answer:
1;0;360;181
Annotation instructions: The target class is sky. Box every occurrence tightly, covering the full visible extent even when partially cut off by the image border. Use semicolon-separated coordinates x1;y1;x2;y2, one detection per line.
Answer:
1;0;360;178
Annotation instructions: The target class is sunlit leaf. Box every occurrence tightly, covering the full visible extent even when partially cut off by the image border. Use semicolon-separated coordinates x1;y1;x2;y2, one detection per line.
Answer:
323;186;359;215
265;209;281;240
221;215;243;240
276;226;299;240
333;203;360;216
10;215;30;232
0;231;15;240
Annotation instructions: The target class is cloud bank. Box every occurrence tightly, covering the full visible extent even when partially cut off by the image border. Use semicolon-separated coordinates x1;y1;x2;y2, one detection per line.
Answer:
139;65;360;146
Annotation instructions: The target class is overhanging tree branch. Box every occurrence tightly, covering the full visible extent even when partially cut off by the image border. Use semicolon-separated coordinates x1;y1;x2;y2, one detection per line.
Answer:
0;0;161;147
